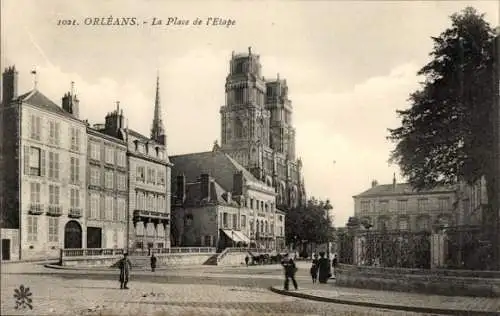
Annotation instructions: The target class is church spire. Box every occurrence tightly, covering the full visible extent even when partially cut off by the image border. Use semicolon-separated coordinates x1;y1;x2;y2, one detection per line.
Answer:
151;72;166;145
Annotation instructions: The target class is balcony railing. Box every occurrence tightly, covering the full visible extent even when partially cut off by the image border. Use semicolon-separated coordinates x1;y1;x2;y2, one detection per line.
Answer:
47;205;62;216
29;204;44;215
60;247;216;258
68;208;83;218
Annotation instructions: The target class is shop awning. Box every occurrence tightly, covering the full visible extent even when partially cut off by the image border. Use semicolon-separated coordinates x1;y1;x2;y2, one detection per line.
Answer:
222;229;250;244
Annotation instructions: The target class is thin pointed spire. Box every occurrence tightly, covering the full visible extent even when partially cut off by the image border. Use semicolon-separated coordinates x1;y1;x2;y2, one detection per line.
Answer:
151;71;166;144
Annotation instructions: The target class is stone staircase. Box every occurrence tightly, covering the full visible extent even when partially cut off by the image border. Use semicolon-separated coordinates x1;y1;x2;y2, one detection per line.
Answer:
203;254;219;265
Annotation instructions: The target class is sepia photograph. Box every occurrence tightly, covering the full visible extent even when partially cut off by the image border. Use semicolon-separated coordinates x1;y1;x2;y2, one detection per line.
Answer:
0;0;499;315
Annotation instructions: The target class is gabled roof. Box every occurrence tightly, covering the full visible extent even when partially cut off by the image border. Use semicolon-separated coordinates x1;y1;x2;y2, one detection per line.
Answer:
16;89;78;120
127;129;150;141
169;150;260;193
184;180;233;206
354;183;457;198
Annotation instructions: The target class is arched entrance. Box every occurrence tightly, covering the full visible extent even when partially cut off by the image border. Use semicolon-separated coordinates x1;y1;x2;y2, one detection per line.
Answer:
64;220;82;249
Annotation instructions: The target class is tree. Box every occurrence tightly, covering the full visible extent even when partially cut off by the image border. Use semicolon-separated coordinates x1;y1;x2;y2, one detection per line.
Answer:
388;7;496;190
285;197;335;247
387;7;499;269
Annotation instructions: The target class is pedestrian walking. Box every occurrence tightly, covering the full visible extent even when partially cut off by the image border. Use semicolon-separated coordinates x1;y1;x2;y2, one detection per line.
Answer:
245;255;249;267
310;253;319;284
331;253;338;277
281;253;298;291
118;253;132;289
317;252;330;284
150;253;157;272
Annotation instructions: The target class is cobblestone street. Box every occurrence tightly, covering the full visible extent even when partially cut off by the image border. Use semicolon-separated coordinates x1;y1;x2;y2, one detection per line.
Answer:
1;263;431;316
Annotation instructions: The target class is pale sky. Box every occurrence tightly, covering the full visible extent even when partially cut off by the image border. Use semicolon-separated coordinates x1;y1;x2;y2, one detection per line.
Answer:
1;0;498;227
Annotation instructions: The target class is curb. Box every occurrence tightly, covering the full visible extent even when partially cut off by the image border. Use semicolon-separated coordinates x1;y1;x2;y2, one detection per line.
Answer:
43;264;219;272
268;287;498;316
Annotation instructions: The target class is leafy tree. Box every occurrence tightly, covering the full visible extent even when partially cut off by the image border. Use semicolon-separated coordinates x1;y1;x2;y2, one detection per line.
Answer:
285;197;335;246
388;7;497;191
387;7;499;268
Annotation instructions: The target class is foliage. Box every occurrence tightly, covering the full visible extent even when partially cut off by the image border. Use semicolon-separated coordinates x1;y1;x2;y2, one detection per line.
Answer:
13;285;32;310
285;197;335;245
387;7;497;190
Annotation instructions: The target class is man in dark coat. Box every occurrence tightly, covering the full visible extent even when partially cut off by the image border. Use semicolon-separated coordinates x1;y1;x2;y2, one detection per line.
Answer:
317;252;331;283
150;253;157;272
281;253;298;291
310;253;319;284
119;253;132;289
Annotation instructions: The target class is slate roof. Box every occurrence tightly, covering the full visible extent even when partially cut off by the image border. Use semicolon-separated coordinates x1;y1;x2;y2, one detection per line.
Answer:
354;183;457;198
169;150;260;193
127;129;150;141
17;89;78;120
184;180;231;206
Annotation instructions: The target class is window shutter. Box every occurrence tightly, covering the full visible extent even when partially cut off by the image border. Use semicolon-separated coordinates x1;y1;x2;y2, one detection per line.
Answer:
24;146;30;175
40;149;46;176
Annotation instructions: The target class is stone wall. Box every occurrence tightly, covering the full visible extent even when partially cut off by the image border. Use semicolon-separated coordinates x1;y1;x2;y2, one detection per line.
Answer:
61;253;214;267
218;252;248;266
336;264;500;297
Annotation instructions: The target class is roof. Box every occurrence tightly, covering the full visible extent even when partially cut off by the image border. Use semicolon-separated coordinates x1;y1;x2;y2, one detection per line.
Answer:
127;129;150;141
184;180;234;206
169;150;260;193
17;89;79;120
354;183;457;198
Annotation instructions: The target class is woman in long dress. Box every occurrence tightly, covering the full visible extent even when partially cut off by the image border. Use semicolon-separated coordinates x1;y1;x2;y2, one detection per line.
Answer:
119;253;132;289
317;252;330;284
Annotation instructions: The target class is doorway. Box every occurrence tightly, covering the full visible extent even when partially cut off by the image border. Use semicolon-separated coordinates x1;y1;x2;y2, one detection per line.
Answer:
64;221;82;249
87;227;102;248
1;239;10;261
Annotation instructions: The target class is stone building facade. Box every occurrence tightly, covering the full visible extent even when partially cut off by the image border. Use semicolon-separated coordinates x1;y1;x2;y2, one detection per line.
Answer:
170;149;285;250
219;48;306;211
353;175;457;232
0;66;87;260
86;119;128;249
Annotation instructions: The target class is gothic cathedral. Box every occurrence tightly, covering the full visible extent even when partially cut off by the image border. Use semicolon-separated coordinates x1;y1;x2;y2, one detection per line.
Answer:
220;47;307;211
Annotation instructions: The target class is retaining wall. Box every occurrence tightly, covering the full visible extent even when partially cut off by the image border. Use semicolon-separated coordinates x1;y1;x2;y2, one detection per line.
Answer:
62;253;215;268
336;264;500;297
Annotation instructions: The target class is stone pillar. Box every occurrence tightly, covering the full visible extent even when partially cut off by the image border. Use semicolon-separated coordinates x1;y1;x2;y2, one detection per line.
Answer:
431;231;447;269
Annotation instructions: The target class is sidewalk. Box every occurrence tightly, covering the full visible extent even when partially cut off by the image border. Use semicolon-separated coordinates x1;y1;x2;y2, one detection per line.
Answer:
270;283;500;315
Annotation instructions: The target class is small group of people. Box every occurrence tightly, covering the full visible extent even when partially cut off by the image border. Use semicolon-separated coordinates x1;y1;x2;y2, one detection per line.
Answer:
117;253;158;289
310;252;338;284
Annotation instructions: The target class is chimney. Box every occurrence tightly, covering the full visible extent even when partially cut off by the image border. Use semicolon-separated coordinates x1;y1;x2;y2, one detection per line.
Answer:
200;173;210;201
232;171;244;196
392;173;397;190
371;180;378;188
72;95;80;118
2;66;18;105
62;92;80;118
176;174;186;204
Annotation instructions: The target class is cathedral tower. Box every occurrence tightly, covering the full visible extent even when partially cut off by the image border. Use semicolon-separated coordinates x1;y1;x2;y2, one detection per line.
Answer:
220;48;306;210
151;73;166;145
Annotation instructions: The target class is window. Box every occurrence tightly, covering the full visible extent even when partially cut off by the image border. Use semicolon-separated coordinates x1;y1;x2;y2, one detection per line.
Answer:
157;196;164;212
136;192;145;210
241;215;246;228
280;227;283;236
105;196;114;220
113;198;118;221
27;216;38;241
105;146;114;164
116;150;126;167
70;157;80;184
439;198;450;211
360;201;370;212
105;171;114;189
90;141;100;160
48;121;60;145
90;193;100;219
117;198;126;221
99;196;105;219
260;201;264;210
30;115;41;141
279;215;283;222
270;223;274;234
70;188;80;208
232;214;237;229
48;217;59;242
397;200;407;212
250;199;254;209
28;147;42;176
235;87;244;103
417;216;429;231
117;173;126;191
379;201;388;212
136;166;145;182
147;168;156;184
49;185;60;205
398;218;409;230
113;229;118;248
204;235;212;247
223;213;228;228
157;171;165;186
418;199;428;212
30;182;41;205
70;127;81;151
48;152;60;180
90;167;100;186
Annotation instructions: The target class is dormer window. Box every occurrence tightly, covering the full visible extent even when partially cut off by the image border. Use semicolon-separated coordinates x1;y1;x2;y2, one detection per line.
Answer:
133;140;139;151
155;147;159;157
